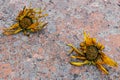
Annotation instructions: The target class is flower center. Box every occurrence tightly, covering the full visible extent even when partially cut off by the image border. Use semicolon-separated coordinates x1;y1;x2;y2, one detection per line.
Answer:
85;45;99;61
19;17;33;29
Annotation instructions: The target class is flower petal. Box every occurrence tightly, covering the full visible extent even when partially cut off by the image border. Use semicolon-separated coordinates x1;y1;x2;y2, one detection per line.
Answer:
92;38;97;44
71;56;86;60
80;42;85;47
70;60;89;66
97;42;104;50
96;63;109;74
67;44;84;56
3;23;21;35
83;31;94;46
100;52;118;67
27;22;39;30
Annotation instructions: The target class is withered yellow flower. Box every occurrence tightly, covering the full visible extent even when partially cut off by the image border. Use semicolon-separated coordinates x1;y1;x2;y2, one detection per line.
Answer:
3;6;48;36
67;31;118;74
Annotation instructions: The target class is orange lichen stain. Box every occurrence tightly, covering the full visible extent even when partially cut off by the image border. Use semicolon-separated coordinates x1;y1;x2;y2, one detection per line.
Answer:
38;48;43;54
0;63;12;78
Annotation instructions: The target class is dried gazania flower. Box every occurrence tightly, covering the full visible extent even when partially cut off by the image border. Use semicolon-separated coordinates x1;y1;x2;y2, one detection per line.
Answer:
67;31;118;74
3;6;48;36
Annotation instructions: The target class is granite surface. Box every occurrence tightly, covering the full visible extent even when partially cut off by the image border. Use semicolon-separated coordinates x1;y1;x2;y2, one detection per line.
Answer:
0;0;120;80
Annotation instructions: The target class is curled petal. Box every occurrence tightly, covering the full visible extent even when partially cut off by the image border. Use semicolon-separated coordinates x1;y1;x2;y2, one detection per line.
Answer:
67;44;84;56
4;23;19;30
83;31;89;41
71;56;86;60
97;42;104;50
27;22;39;30
83;31;95;46
70;60;89;66
96;63;109;74
100;52;118;67
92;38;97;44
100;45;105;50
80;42;85;47
14;28;22;34
38;22;48;30
68;48;74;55
3;23;21;35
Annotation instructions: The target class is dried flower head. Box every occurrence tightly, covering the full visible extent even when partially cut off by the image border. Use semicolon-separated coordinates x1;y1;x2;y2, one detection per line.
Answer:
67;31;118;74
3;6;48;36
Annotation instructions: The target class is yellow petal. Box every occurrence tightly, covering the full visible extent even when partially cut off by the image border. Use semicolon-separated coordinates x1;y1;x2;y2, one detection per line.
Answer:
96;63;109;74
80;42;85;47
71;56;86;60
14;28;22;34
96;57;104;64
68;48;74;54
92;38;97;44
38;22;48;30
83;31;89;41
27;22;39;29
70;60;89;66
97;42;104;50
3;23;19;30
3;31;13;35
3;23;20;35
19;8;30;20
67;44;84;56
81;46;86;50
71;56;77;59
3;28;22;35
100;45;105;50
83;31;93;45
85;38;94;46
100;52;118;67
38;14;48;18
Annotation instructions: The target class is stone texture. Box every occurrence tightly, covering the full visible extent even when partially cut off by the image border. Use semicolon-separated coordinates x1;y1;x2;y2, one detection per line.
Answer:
0;0;120;80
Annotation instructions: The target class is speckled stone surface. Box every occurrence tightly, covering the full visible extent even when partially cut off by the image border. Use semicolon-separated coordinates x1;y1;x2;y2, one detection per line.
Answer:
0;0;120;80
